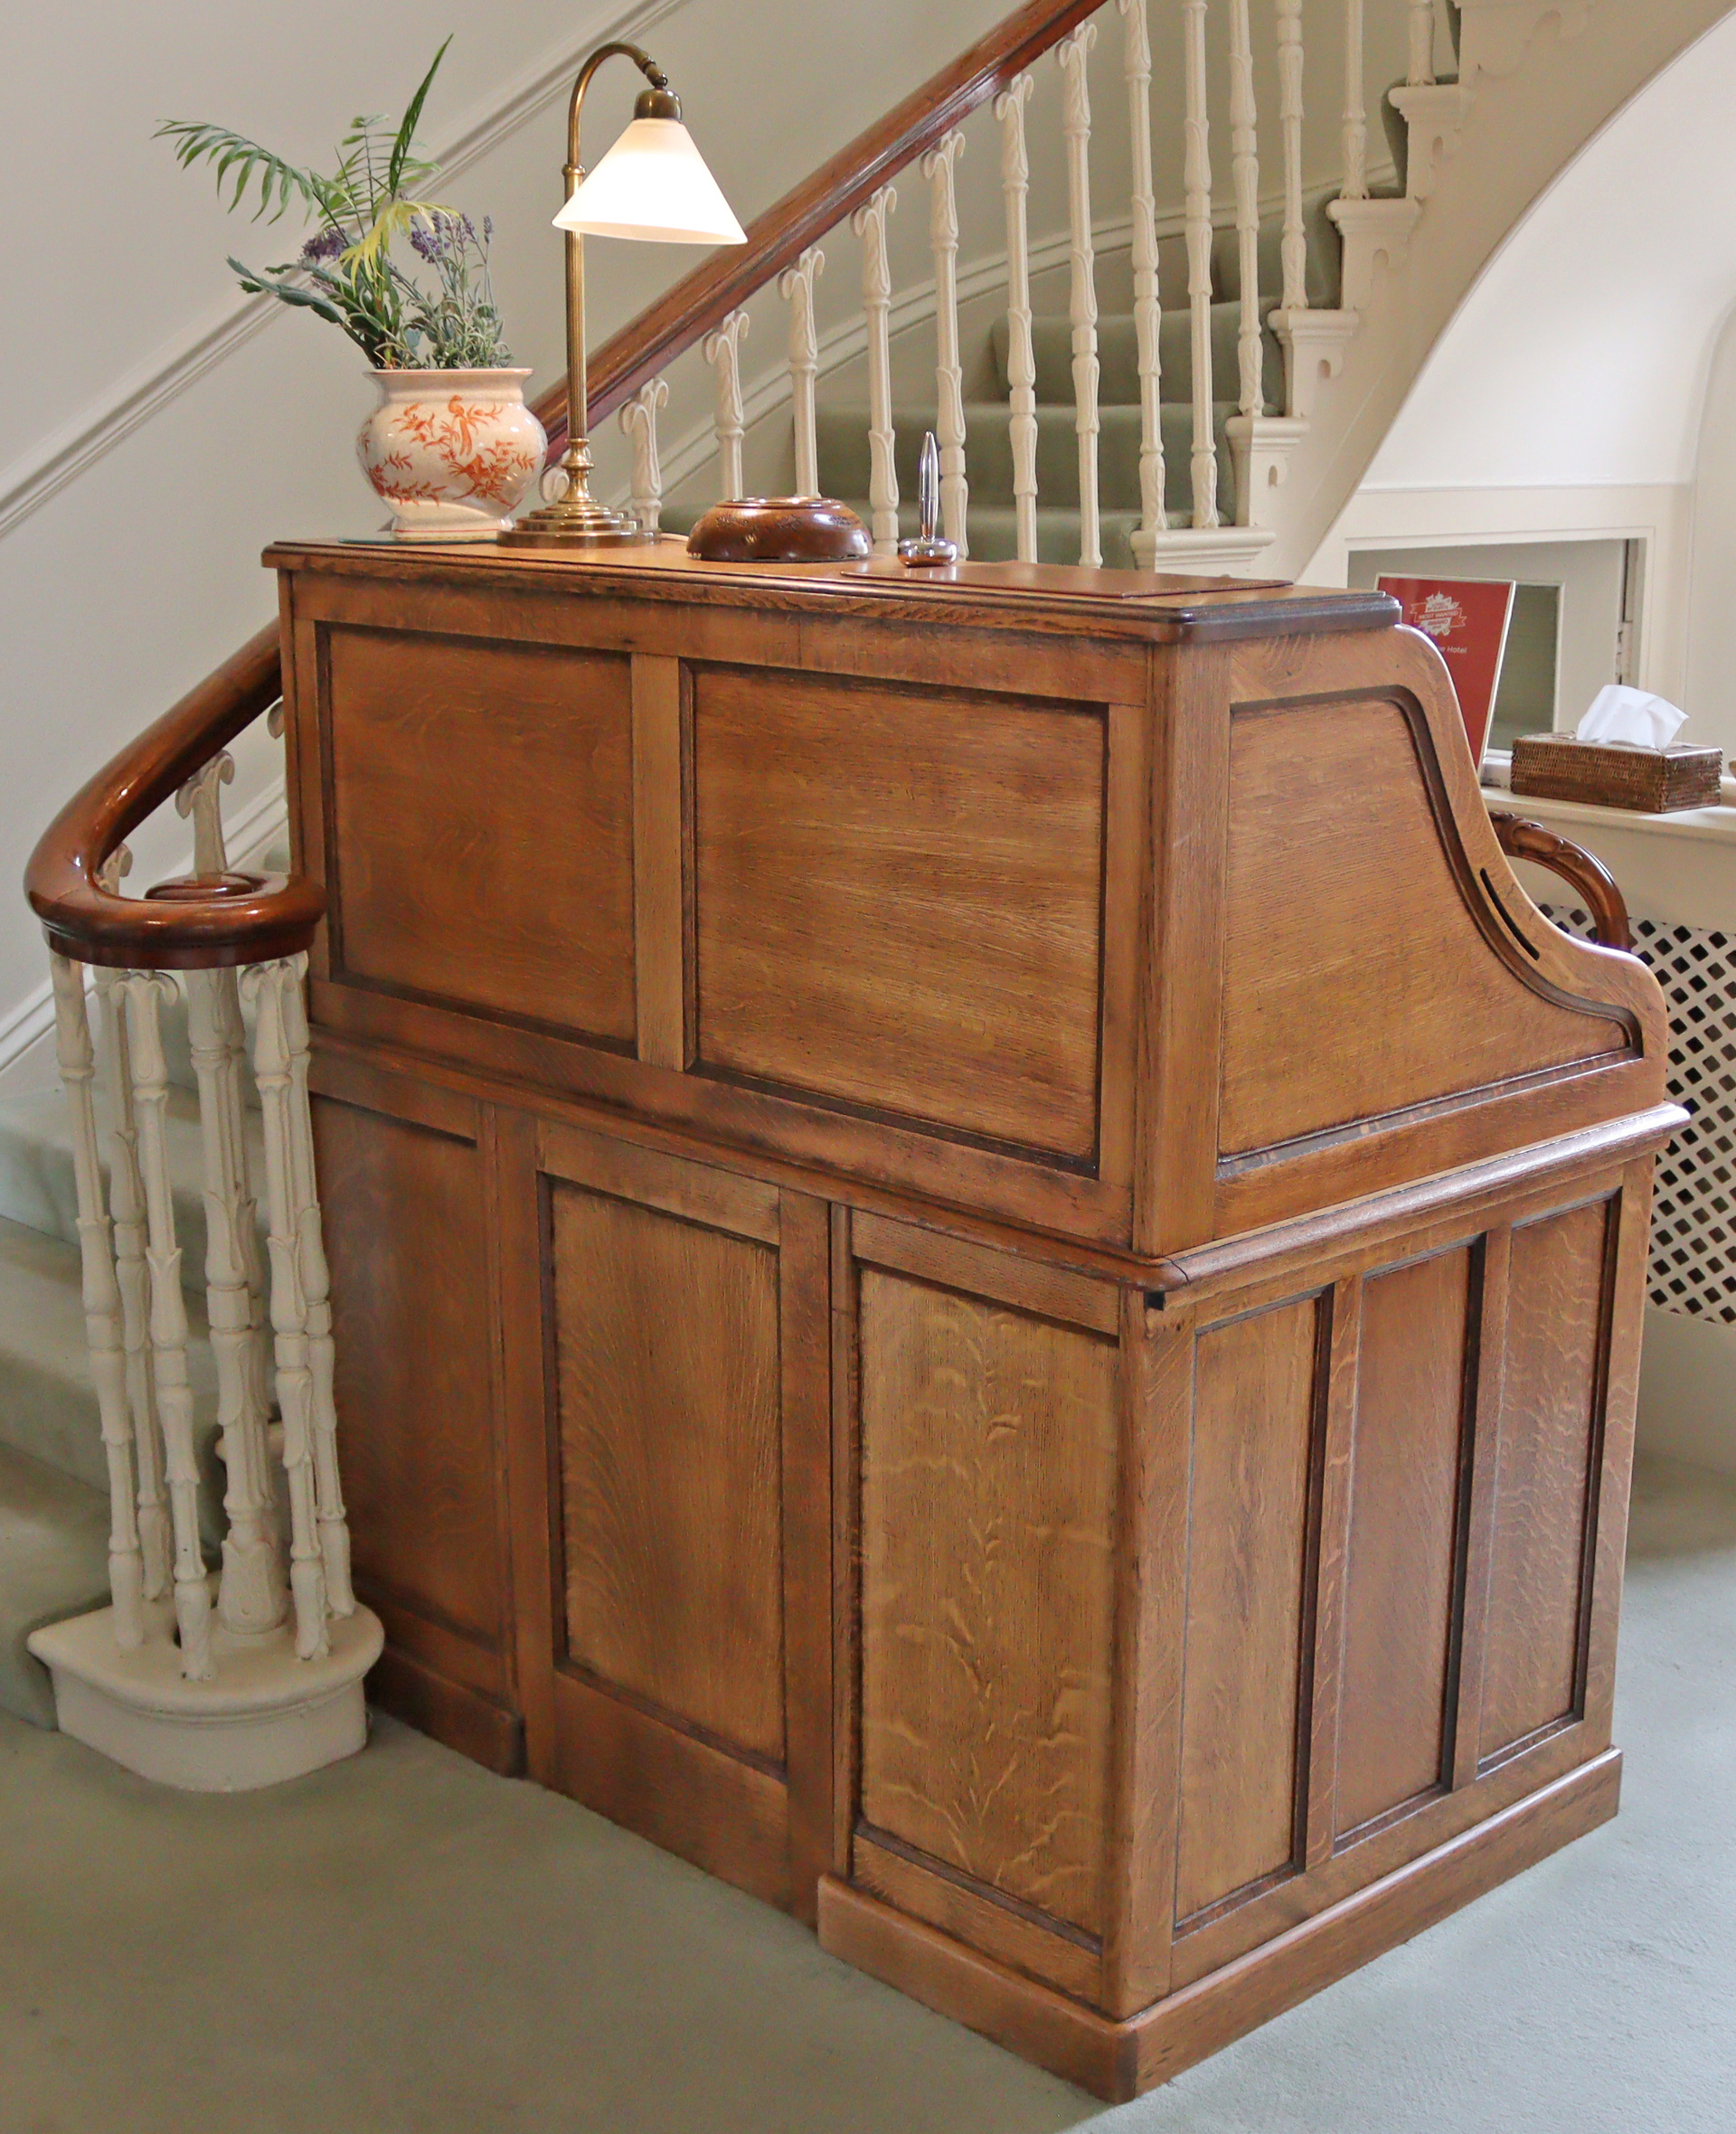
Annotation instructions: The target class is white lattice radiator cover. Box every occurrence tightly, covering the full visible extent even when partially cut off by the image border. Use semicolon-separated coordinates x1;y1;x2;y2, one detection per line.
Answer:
1541;907;1735;1323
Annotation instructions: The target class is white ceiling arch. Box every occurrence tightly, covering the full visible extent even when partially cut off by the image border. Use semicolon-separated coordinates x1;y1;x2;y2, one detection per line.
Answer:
1364;6;1736;493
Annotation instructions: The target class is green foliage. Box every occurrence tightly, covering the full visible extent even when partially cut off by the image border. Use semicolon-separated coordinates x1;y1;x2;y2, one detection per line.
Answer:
157;38;511;370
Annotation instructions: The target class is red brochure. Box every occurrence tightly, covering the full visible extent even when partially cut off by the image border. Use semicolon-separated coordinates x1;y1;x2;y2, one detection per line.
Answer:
1377;576;1518;769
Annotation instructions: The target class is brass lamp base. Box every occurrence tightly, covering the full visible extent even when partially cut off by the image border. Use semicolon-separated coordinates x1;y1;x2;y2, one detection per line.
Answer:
498;493;648;548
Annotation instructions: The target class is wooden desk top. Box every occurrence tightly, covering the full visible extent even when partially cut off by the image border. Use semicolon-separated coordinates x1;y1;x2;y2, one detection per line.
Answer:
264;534;1400;646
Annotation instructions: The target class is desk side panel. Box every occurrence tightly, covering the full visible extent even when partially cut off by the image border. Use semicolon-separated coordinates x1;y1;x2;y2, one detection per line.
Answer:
1134;625;1671;1251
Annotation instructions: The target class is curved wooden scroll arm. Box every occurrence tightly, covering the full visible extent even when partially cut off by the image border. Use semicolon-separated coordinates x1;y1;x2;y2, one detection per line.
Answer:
1488;809;1631;953
24;623;324;970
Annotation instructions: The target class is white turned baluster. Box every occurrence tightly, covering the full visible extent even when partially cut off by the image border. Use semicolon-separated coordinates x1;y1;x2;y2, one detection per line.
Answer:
1342;0;1368;200
853;185;900;554
175;752;231;874
702;311;750;503
923;131;969;555
618;378;669;536
50;956;144;1650
1119;0;1167;542
176;753;281;1637
96;990;170;1606
1229;0;1264;426
246;959;327;1659
186;965;285;1638
1276;0;1307;313
92;849;170;1606
279;957;354;1618
121;971;213;1680
1058;23;1102;568
995;74;1040;563
779;246;825;498
1183;0;1220;527
1409;0;1436;84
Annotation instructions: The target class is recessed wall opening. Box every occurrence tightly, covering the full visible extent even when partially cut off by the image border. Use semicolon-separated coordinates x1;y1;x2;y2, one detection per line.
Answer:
1347;538;1641;761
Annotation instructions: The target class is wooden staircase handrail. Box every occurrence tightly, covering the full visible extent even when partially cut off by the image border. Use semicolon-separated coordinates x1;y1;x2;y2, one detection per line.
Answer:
533;0;1105;449
24;623;323;970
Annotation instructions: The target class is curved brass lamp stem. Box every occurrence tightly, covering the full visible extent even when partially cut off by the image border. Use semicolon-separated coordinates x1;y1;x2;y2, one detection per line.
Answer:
500;42;675;548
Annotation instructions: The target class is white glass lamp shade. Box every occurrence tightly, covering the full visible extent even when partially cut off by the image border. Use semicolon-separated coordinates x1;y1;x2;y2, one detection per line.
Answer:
555;118;746;244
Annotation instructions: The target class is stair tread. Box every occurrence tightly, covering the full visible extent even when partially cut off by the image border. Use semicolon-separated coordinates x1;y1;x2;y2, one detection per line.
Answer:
0;1437;110;1727
0;1213;216;1501
0;1080;256;1287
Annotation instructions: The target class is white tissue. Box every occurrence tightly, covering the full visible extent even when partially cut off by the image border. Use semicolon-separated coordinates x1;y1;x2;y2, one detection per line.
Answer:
1576;685;1687;750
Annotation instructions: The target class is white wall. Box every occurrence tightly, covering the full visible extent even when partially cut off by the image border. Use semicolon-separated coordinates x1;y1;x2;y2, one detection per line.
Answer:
1312;6;1736;746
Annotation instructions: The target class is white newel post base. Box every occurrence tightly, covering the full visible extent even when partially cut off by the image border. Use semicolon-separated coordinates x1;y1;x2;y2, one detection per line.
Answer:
1134;524;1278;574
29;1595;383;1791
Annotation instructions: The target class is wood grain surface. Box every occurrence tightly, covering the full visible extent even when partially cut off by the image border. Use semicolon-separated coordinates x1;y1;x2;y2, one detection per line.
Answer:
1175;1296;1321;1923
1335;1248;1475;1836
326;628;637;1041
693;666;1106;1159
1478;1199;1610;1761
313;1094;505;1651
552;1183;785;1761
1218;696;1628;1160
858;1267;1118;1934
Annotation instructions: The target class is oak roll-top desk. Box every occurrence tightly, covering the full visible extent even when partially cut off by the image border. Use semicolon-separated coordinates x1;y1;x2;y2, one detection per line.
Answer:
268;537;1677;2101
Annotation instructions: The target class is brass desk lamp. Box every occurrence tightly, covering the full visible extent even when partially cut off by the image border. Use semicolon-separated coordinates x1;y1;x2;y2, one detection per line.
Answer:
501;42;745;548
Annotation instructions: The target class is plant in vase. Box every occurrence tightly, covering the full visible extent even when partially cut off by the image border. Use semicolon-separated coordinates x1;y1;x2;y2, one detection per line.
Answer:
159;40;546;540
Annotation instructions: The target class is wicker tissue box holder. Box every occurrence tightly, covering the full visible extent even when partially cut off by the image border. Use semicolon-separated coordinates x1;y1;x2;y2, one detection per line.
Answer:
1509;732;1723;814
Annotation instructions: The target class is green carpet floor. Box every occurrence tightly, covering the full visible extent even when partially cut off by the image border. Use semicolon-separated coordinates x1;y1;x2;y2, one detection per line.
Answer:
2;1454;1731;2133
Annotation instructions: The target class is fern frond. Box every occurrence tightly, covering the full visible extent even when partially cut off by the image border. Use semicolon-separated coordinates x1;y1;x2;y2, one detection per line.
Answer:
155;120;325;223
389;38;452;195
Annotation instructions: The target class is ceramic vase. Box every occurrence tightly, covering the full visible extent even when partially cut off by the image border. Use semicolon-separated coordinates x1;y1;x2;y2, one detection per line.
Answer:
357;368;546;541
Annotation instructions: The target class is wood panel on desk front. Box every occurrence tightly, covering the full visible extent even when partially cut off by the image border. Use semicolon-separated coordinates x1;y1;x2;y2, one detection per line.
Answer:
692;666;1110;1164
499;1121;835;1918
311;1081;523;1771
319;625;637;1044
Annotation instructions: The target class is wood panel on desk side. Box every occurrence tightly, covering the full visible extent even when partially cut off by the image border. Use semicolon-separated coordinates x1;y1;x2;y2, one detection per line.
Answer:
1478;1196;1611;1764
1175;1293;1322;1923
1225;630;1668;1062
857;1264;1119;1937
320;626;637;1043
1217;694;1628;1162
692;666;1108;1164
1335;1248;1475;1837
550;1181;786;1763
1205;628;1670;1239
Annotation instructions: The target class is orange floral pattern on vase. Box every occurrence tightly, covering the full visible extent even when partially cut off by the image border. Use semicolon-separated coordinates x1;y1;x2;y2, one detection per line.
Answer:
357;369;545;540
